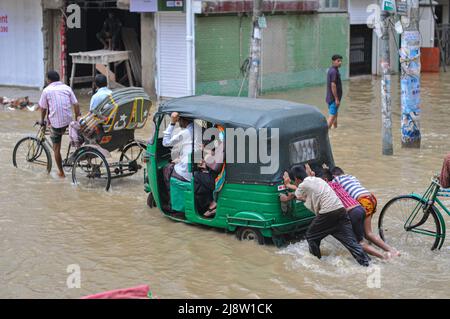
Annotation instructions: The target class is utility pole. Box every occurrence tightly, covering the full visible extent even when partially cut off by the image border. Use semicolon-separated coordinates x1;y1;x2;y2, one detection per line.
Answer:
248;0;263;98
400;0;421;148
380;6;393;155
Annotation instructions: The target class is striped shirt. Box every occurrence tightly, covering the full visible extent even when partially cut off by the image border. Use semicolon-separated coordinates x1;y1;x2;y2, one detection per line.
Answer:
328;181;360;209
39;81;78;128
333;174;370;199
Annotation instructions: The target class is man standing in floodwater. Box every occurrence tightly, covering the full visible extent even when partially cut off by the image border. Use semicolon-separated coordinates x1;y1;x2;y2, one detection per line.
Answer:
326;54;343;129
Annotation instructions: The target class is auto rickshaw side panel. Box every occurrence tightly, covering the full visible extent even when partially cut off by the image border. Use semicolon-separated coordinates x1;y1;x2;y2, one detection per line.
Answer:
213;183;316;237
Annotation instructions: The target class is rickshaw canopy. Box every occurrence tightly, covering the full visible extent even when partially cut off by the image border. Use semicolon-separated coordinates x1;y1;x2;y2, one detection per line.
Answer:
157;95;323;132
93;87;152;133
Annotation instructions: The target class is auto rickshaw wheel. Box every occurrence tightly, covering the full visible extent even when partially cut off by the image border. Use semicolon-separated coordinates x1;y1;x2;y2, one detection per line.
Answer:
236;227;265;245
147;192;156;208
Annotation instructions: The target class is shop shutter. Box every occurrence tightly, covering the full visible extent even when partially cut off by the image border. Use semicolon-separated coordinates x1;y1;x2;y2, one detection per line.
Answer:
157;12;189;98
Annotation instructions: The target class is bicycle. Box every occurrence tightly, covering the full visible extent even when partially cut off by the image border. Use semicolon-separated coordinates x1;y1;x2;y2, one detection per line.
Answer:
12;121;55;174
378;176;447;250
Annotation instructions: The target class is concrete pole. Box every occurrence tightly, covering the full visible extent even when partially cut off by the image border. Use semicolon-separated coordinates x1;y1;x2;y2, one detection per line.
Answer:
400;0;421;148
380;9;393;155
248;0;263;98
186;0;195;96
141;13;157;99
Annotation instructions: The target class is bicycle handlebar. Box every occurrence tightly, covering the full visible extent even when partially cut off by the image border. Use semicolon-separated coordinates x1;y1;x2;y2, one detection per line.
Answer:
34;120;47;127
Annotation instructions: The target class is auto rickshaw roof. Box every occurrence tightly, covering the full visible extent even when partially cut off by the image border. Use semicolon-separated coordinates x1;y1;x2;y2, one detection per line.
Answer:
158;95;324;130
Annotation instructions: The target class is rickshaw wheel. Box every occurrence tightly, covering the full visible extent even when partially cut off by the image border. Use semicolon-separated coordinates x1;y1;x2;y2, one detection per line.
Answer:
72;148;112;191
236;227;265;245
147;192;156;208
118;141;147;176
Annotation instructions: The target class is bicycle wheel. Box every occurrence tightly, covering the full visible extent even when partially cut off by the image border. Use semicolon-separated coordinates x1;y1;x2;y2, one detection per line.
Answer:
12;137;52;173
378;195;443;250
118;141;146;177
72;148;111;191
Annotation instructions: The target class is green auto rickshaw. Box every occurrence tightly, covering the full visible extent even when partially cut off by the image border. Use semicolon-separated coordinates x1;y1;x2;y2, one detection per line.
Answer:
143;95;334;246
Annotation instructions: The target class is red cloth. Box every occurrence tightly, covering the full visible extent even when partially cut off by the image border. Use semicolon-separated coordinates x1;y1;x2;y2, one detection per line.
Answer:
328;181;360;209
440;154;450;188
81;284;151;299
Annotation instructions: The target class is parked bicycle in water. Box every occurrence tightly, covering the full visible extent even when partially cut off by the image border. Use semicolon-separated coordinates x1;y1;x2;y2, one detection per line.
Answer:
378;176;448;251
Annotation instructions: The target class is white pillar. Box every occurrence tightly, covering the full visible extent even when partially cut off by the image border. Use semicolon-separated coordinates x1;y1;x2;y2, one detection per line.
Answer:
186;0;196;96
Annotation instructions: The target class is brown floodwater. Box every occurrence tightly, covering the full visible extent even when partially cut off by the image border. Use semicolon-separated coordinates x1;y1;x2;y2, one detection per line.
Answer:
1;72;450;298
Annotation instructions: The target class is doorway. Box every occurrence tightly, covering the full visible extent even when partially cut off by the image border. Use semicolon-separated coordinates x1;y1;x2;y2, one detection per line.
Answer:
350;25;373;76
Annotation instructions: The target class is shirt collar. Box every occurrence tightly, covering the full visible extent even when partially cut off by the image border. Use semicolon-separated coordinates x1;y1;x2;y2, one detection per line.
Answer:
96;87;110;93
48;81;63;87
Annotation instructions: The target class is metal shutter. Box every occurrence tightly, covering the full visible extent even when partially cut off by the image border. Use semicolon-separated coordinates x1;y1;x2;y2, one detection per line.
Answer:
157;12;188;98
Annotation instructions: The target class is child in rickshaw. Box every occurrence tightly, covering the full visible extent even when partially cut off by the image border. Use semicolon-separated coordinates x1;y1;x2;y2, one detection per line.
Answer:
282;165;370;266
331;167;400;258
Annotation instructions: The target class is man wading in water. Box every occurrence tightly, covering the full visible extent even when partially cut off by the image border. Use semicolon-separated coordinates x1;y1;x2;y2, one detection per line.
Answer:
38;71;81;178
326;54;343;129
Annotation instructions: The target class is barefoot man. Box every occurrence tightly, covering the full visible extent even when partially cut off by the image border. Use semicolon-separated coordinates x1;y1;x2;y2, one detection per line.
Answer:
326;54;343;129
39;71;81;177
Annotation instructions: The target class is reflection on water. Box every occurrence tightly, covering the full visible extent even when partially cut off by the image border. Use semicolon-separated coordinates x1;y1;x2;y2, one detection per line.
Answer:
1;72;450;298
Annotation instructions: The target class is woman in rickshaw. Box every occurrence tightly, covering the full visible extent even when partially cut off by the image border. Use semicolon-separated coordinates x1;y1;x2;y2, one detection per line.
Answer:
194;124;225;217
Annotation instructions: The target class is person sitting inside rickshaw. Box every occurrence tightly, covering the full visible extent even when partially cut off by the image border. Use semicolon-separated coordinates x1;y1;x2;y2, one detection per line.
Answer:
69;75;111;149
194;125;225;218
162;112;194;210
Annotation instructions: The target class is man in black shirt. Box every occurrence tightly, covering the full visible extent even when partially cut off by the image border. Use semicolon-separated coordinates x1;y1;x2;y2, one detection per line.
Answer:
326;54;343;129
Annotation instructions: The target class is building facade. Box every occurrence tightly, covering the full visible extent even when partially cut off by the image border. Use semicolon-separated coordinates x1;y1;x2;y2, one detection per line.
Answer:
195;3;350;96
0;0;45;87
193;0;350;96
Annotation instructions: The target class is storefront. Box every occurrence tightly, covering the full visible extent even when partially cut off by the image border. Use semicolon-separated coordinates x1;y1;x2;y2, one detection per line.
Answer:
0;0;45;87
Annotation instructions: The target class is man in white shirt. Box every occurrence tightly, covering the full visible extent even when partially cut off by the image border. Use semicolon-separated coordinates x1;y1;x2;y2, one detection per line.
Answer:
163;112;194;182
161;112;194;211
287;165;370;266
